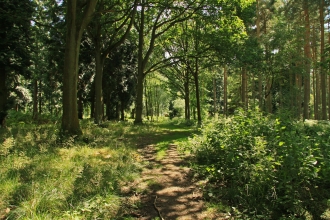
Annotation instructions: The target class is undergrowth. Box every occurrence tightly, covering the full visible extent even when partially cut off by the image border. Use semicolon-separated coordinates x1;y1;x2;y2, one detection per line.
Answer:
187;109;330;219
0;111;198;219
0;113;145;219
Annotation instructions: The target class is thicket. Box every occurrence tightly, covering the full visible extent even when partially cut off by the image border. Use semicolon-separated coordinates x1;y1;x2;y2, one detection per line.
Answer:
188;110;330;219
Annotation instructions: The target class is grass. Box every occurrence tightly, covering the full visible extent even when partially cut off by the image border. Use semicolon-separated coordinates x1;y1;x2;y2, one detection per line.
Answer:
0;112;197;219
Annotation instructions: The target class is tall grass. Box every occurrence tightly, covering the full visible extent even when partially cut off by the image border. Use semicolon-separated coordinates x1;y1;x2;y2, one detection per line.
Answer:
1;112;198;219
0;114;142;219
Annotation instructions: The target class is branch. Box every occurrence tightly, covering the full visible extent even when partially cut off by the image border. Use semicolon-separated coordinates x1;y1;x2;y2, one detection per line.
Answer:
144;54;186;75
102;0;138;60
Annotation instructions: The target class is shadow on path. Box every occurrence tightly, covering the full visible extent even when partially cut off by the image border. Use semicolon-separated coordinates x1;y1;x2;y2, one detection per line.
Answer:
121;144;226;220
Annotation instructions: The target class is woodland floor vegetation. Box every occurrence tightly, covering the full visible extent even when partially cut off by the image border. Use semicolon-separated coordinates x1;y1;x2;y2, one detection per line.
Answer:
1;111;330;219
0;112;198;219
186;109;330;219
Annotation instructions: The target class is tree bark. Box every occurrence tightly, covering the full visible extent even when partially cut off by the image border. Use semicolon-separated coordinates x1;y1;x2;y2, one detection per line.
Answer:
256;0;263;110
38;80;42;114
134;1;145;124
194;58;201;125
303;0;311;120
184;68;190;120
213;77;217;116
296;73;302;119
328;16;330;120
0;65;7;127
61;0;97;135
320;0;327;120
265;78;272;113
78;90;84;119
94;39;104;124
241;67;248;111
33;79;38;120
312;25;319;120
144;78;149;120
120;102;125;121
223;66;228;117
90;80;95;118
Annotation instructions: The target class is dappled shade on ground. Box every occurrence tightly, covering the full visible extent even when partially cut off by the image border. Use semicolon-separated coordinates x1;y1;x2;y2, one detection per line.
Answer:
122;144;226;219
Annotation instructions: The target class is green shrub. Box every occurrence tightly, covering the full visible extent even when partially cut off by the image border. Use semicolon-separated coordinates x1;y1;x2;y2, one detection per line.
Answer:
189;109;330;219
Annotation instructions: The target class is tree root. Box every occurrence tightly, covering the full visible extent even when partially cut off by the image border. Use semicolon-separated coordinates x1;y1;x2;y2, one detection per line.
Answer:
154;195;164;220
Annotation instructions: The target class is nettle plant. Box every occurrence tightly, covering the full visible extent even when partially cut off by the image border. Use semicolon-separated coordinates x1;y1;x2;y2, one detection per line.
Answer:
190;109;330;219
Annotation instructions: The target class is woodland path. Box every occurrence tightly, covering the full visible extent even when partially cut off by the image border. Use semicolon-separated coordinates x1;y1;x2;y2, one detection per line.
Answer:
121;143;227;219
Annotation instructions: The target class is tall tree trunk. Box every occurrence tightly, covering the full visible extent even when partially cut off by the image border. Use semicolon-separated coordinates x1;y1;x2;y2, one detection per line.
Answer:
320;0;327;120
194;20;201;125
223;65;228;117
134;2;145;124
213;77;217;116
185;75;190;120
256;0;263;110
290;68;294;111
155;85;160;119
148;85;153;121
38;80;42;114
303;0;311;120
94;40;104;124
120;102;125;121
296;73;302;119
312;25;320;120
78;90;84;119
241;67;248;111
61;0;97;135
194;58;201;125
144;78;149;120
265;78;272;113
33;79;38;120
90;80;95;118
328;17;330;120
0;66;7;127
184;21;190;121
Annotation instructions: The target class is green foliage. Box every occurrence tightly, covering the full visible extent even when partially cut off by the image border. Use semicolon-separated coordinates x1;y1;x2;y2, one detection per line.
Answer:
0;115;198;219
0;118;142;219
188;109;330;219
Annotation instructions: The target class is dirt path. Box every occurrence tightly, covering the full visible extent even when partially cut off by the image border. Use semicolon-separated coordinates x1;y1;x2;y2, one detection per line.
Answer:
121;144;226;219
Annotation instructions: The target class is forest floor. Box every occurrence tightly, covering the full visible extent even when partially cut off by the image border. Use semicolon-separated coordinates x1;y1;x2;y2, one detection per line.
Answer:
120;143;228;220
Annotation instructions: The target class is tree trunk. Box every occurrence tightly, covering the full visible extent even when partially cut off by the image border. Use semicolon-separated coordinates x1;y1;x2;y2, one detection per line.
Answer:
303;0;311;120
296;73;302;119
223;66;228;117
38;80;42;114
0;66;7;127
116;102;120;120
33;79;38;120
328;17;330;120
78;90;84;119
194;20;201;125
312;25;320;120
194;58;201;125
213;77;217;116
61;0;97;135
134;2;145;124
256;0;263;110
144;79;149;120
90;80;95;118
120;102;125;121
241;67;248;111
94;40;104;124
184;67;190;120
320;0;327;120
265;78;272;113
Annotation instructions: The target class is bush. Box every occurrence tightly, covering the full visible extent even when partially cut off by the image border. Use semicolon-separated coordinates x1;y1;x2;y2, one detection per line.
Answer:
189;109;330;219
